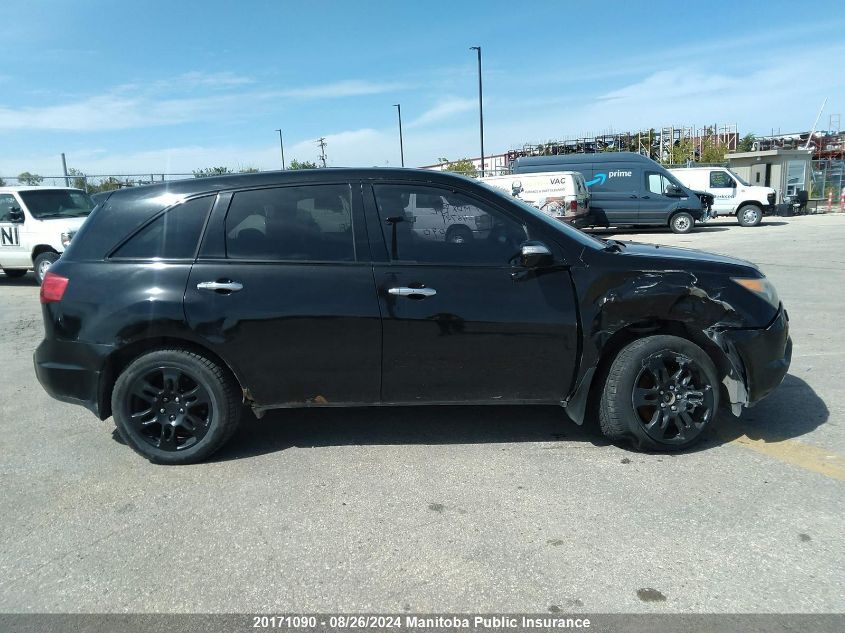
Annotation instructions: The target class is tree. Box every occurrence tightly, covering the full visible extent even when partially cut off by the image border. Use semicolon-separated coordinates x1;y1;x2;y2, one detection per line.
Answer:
17;171;43;186
737;133;756;153
288;159;318;170
238;165;260;173
437;157;478;178
193;166;233;178
699;138;727;164
0;177;5;186
67;167;88;191
88;177;124;193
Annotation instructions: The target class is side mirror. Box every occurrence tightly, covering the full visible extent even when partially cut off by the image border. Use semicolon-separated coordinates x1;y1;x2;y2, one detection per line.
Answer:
665;184;684;197
516;240;553;268
8;208;24;223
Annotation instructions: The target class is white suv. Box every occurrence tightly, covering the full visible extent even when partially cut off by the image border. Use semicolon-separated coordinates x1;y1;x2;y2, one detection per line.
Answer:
0;186;95;283
668;167;776;227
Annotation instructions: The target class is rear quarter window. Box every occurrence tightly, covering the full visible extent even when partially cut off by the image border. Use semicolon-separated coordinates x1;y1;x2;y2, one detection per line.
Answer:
111;196;213;260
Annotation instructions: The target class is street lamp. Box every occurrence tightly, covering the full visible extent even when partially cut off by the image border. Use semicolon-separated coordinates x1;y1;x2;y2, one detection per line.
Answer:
470;45;485;177
274;129;286;170
393;104;405;167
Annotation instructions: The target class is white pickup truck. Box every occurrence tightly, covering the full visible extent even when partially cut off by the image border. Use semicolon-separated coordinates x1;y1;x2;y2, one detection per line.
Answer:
0;186;95;284
668;167;776;227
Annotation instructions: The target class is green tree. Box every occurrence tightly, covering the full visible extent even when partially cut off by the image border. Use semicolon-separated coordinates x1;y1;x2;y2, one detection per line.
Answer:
0;177;5;186
437;157;478;178
699;138;727;164
238;165;260;173
17;171;44;186
88;177;124;193
193;166;233;178
67;167;88;191
737;133;756;153
288;159;318;170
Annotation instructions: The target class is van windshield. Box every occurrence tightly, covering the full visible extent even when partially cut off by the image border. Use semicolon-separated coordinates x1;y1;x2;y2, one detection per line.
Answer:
730;170;751;187
476;180;606;249
18;189;95;219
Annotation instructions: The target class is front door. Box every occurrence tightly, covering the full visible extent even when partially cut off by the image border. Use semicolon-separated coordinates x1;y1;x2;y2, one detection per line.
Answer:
708;170;737;215
0;194;28;269
368;183;579;404
640;170;678;224
184;183;382;407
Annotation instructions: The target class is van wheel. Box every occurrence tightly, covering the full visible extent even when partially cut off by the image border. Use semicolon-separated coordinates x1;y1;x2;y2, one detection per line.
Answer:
599;335;719;451
737;205;762;227
669;212;694;234
34;252;59;284
2;269;27;278
446;226;473;244
112;348;242;464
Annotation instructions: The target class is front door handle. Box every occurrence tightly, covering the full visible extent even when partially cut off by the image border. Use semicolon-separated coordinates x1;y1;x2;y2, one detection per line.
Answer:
388;286;436;298
197;280;243;293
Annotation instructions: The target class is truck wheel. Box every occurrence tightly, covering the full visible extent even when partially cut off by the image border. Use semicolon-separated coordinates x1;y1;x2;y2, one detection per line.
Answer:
2;269;27;278
599;335;719;451
446;226;473;244
112;348;242;465
737;205;762;227
669;212;694;234
34;252;59;284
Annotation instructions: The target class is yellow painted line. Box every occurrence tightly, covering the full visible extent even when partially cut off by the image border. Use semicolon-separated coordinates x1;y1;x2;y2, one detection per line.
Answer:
721;431;845;481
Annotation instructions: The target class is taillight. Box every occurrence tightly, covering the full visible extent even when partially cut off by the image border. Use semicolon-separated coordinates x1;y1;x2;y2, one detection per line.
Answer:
40;272;69;304
570;200;578;212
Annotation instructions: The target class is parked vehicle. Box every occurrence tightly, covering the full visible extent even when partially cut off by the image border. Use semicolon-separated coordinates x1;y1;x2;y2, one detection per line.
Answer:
0;187;96;283
479;171;591;228
512;152;710;234
35;169;791;464
668;167;776;227
399;191;492;244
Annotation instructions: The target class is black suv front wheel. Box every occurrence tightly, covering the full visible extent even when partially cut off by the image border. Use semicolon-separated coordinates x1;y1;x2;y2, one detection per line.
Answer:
599;335;719;451
112;348;242;464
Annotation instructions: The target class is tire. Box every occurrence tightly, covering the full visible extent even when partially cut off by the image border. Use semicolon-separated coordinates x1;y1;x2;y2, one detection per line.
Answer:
737;205;762;227
33;252;59;284
669;212;694;234
599;335;719;451
111;348;242;464
2;269;27;278
446;225;473;244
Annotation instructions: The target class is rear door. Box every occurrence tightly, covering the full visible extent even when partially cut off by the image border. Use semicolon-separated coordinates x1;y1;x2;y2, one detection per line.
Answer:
184;182;382;407
367;181;579;404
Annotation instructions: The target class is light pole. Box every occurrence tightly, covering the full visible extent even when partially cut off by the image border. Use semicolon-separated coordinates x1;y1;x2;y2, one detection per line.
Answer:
393;104;405;167
274;129;286;170
470;45;485;177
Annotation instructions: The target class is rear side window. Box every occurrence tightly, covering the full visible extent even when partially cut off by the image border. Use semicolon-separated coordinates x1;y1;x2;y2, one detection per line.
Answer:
225;185;354;262
111;196;213;260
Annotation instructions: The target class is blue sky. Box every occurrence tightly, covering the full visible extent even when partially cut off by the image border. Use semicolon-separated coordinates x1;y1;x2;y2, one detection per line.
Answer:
2;0;844;177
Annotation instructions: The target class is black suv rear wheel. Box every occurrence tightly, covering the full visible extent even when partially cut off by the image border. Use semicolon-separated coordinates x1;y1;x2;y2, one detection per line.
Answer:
599;335;719;451
112;348;241;464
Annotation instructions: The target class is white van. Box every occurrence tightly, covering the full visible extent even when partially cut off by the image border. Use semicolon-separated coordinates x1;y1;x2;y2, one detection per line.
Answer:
479;171;591;227
0;187;96;284
668;167;776;227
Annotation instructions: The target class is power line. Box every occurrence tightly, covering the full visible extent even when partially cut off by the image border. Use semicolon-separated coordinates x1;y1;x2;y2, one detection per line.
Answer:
317;137;327;168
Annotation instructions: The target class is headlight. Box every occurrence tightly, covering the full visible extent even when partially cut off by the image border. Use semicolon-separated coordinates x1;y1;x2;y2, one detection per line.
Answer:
732;276;779;307
61;231;76;248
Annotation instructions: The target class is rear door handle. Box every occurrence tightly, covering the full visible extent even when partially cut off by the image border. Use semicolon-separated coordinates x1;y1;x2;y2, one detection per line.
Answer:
197;280;243;293
388;287;436;298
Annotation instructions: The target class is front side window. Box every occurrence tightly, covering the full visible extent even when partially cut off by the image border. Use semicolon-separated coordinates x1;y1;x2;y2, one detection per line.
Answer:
646;172;671;195
373;184;528;265
17;189;95;219
225;185;353;262
709;171;735;188
112;196;213;260
0;194;18;222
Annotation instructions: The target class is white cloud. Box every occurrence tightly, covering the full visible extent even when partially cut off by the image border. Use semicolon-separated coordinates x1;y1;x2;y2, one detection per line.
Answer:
408;97;476;128
280;79;408;99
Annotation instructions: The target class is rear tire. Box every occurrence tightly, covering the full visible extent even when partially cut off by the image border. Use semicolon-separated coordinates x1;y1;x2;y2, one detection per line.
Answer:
446;225;473;244
669;212;694;234
737;205;763;227
599;335;719;451
34;252;59;285
112;348;242;464
2;269;27;278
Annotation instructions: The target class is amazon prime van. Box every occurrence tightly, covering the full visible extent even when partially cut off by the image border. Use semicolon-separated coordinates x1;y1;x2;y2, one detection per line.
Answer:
511;152;710;234
479;171;591;227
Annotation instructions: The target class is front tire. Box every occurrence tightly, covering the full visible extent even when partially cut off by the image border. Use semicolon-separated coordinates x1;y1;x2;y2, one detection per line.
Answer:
737;205;763;227
446;225;473;244
599;335;719;451
2;269;27;278
112;348;242;464
669;212;694;234
34;252;59;284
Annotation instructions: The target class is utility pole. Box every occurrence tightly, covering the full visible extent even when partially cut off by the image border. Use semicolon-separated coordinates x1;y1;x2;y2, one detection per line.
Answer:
470;46;485;177
393;104;405;167
317;137;328;168
61;153;69;186
274;129;286;169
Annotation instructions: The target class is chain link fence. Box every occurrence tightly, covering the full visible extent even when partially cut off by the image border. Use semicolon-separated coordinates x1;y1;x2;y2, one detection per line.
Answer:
0;173;197;191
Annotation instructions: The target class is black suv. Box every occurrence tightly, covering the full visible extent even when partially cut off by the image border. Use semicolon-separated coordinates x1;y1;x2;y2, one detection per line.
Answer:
35;169;791;464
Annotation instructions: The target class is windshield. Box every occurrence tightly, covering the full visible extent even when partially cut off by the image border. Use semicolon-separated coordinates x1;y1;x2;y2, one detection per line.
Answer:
730;170;751;187
476;180;606;249
18;189;95;219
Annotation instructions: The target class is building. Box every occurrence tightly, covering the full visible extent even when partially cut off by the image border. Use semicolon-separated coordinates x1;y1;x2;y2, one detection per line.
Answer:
727;149;813;202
